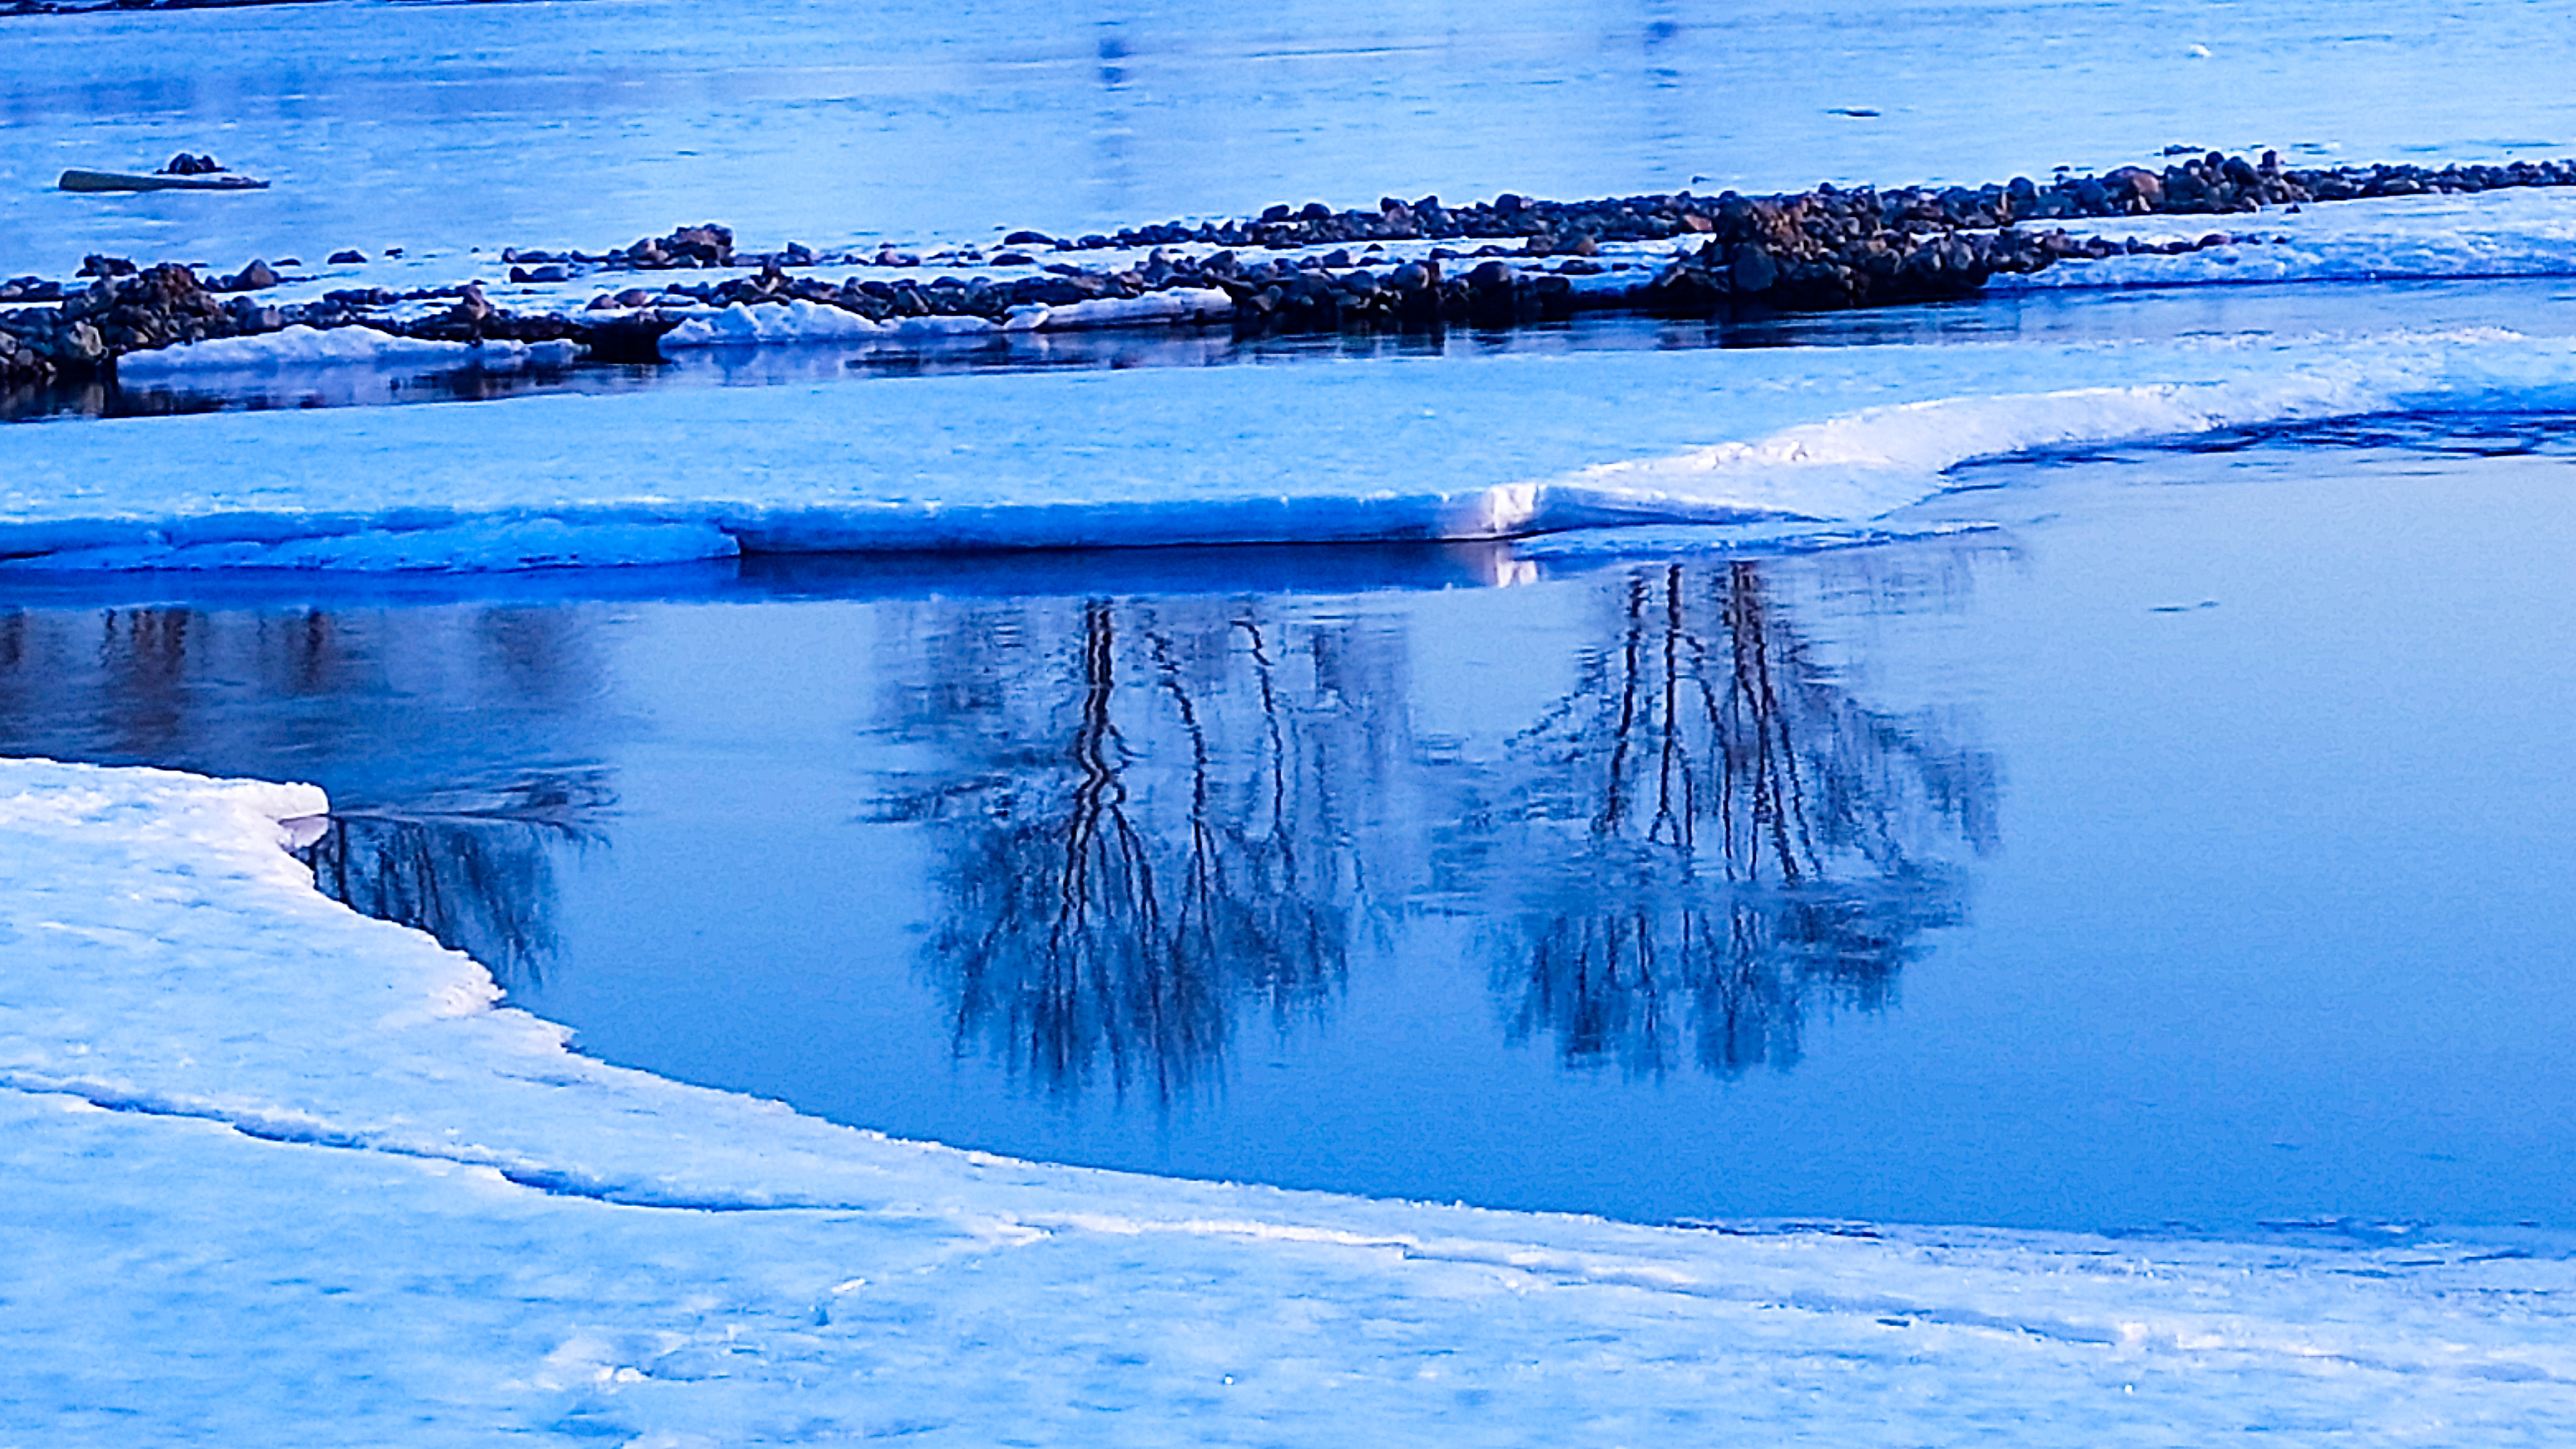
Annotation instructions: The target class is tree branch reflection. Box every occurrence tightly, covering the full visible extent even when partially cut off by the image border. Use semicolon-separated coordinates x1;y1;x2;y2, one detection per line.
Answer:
1492;561;1995;1079
295;773;613;990
875;597;1393;1104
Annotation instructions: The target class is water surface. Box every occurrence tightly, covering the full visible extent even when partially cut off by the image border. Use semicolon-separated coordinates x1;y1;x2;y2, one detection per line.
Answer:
6;423;2572;1233
7;0;2572;275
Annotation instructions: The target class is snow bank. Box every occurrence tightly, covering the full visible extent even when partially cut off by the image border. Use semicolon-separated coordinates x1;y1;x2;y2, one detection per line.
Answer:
662;299;900;347
117;325;581;376
663;292;1230;348
9;326;2576;570
2000;188;2576;292
1534;351;2433;525
1003;286;1236;331
7;755;2576;1443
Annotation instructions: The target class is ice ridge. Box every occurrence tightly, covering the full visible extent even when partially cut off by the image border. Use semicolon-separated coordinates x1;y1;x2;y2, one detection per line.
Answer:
0;1069;820;1214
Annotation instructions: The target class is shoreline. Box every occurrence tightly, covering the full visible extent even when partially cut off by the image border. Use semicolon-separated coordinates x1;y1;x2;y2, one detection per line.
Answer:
9;150;2569;390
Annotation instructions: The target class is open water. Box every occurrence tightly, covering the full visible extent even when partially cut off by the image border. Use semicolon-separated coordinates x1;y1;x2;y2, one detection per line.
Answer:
5;0;2574;274
6;412;2575;1233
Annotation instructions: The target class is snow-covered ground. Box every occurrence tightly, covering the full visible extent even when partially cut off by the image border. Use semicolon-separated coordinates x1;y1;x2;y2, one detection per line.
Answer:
6;758;2575;1445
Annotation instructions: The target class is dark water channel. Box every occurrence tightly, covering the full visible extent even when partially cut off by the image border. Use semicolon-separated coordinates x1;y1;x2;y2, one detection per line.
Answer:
5;429;2575;1232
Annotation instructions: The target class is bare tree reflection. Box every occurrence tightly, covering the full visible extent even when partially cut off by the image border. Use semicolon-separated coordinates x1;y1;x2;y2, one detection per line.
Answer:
874;597;1400;1103
295;773;613;989
1492;561;1995;1079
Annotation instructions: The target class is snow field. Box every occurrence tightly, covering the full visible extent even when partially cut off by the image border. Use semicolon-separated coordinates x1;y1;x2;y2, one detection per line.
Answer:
4;756;2576;1445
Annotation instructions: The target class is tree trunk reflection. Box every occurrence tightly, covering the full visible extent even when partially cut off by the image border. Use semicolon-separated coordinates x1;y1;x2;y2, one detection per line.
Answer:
1495;562;1994;1078
877;596;1391;1104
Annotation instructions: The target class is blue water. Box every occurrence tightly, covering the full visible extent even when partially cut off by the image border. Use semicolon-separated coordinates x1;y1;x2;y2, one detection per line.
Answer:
7;418;2574;1233
7;0;2574;276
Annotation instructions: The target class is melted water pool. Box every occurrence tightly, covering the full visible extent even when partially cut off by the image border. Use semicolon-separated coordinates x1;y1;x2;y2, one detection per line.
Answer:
6;422;2572;1233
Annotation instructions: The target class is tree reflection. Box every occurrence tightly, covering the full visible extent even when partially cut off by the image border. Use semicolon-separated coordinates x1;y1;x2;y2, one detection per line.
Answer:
880;556;1994;1097
1490;561;1995;1078
874;597;1399;1103
294;773;612;989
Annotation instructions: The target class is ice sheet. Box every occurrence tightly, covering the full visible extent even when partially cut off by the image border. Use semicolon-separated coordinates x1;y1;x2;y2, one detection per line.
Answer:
7;326;2573;569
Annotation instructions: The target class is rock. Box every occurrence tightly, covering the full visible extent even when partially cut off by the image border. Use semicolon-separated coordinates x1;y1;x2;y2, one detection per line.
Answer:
2104;166;2163;209
54;320;105;366
78;255;137;279
223;297;284;333
1002;230;1057;247
667;224;734;265
328;249;368;265
574;311;680;364
1729;245;1780;294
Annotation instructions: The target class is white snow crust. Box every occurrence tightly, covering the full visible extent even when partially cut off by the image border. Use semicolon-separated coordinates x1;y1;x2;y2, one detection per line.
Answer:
6;326;2574;569
1999;188;2576;292
5;756;2574;1445
1004;287;1237;331
657;299;1004;348
656;290;1235;348
116;325;581;376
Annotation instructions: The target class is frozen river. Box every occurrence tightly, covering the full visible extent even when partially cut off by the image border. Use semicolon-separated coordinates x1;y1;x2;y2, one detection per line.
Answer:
11;1;2576;1441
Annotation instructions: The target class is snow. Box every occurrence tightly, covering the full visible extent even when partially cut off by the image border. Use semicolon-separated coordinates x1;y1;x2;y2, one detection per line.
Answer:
6;324;2573;569
657;299;990;348
631;291;1234;349
115;324;581;375
1004;287;1237;331
2000;187;2576;292
6;755;2575;1444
